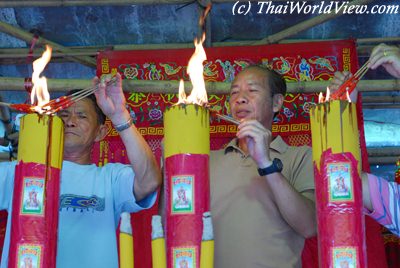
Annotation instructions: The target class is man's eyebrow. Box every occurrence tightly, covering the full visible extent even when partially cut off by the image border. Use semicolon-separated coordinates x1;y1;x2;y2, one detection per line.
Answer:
247;80;263;86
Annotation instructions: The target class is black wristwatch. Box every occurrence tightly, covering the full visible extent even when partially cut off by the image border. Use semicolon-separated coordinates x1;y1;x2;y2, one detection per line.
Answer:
257;158;283;176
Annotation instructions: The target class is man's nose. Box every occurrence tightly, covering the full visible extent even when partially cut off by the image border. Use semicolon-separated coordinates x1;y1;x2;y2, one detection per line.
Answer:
235;91;248;104
64;115;77;127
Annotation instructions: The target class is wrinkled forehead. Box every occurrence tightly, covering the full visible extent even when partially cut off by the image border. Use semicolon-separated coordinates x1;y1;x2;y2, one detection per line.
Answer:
70;98;94;110
60;98;96;115
231;68;270;89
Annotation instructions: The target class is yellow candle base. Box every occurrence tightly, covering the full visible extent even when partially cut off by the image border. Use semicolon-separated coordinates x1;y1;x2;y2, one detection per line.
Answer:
310;100;361;173
18;113;64;168
200;240;214;268
152;238;167;268
120;232;134;268
164;104;209;158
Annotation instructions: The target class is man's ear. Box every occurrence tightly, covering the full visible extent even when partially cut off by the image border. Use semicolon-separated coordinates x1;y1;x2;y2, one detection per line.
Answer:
272;94;284;113
95;124;108;142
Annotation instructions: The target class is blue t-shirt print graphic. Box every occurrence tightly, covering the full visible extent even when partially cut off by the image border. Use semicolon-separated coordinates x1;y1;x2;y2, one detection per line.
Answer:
60;194;105;212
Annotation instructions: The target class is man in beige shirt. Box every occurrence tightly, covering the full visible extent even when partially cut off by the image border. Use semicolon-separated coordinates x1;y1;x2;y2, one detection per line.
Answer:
210;65;316;268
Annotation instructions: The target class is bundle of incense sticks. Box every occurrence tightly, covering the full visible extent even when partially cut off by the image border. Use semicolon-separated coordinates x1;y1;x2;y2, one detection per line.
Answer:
214;113;240;125
0;77;117;114
39;76;118;114
330;60;370;100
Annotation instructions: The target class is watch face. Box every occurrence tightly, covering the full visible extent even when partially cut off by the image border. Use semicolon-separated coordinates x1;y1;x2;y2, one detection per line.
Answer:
274;158;283;171
258;158;283;176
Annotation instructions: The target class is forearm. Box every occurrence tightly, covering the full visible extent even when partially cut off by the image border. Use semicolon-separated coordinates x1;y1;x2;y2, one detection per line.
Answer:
115;111;162;201
362;172;373;211
363;173;400;236
96;74;161;201
265;172;317;238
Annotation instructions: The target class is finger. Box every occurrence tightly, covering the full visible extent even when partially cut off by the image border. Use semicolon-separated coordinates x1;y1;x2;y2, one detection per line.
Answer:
237;119;265;131
331;71;347;84
236;128;264;141
106;73;123;96
236;126;268;141
103;73;113;83
368;51;384;69
115;73;122;87
333;71;351;81
333;71;345;81
368;43;392;69
329;79;343;90
94;76;107;102
93;76;100;87
342;71;352;80
237;121;272;141
369;48;397;70
237;124;265;135
108;73;120;85
330;71;352;91
370;43;386;58
369;57;384;70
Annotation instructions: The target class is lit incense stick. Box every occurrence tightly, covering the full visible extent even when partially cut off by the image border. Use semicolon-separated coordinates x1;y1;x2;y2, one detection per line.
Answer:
215;113;240;125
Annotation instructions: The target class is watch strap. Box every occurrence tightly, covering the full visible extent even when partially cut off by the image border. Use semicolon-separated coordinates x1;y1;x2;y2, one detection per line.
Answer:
114;117;133;132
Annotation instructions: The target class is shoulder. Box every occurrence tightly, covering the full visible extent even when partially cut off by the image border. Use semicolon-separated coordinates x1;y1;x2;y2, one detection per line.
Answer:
210;148;226;158
287;145;312;156
210;148;230;166
62;161;133;178
0;161;16;174
282;145;312;165
0;161;16;168
271;136;311;157
100;162;130;169
99;162;134;178
210;139;237;160
63;161;129;170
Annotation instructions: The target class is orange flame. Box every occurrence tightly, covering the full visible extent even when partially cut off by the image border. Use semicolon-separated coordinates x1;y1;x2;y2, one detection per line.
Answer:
31;45;52;113
325;87;330;102
177;34;208;106
319;87;331;103
178;79;186;101
318;92;324;104
346;89;351;103
176;4;211;106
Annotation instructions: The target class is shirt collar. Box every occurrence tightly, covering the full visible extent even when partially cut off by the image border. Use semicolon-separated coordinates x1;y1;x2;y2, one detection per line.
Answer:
224;135;289;155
